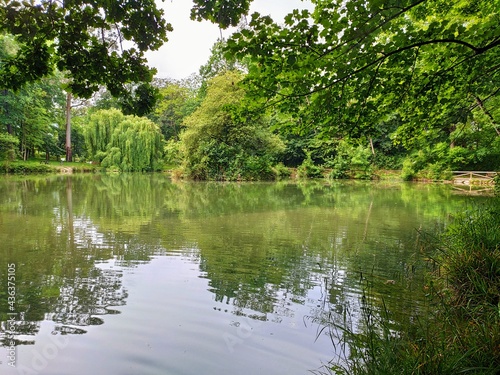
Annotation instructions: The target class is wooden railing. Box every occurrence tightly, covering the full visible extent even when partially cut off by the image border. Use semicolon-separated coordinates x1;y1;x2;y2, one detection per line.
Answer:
451;171;497;185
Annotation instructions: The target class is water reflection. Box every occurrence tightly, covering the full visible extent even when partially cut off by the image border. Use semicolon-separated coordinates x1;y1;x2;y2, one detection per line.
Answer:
47;268;126;328
0;174;483;373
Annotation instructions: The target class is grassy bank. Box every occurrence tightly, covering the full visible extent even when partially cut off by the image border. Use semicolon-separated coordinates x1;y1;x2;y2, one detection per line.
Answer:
321;199;500;375
1;159;99;174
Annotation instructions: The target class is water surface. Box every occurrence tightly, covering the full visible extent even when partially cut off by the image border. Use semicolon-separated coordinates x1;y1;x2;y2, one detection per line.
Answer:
0;174;485;374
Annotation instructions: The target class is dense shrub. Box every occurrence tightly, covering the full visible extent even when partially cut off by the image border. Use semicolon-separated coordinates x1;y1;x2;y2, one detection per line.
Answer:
271;162;291;179
401;139;500;181
297;152;324;179
326;140;373;180
1;161;52;174
180;71;285;180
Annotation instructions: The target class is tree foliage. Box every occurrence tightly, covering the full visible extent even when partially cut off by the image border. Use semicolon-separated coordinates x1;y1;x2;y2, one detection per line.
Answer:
0;74;65;161
199;40;248;82
190;0;251;29
223;0;499;137
185;0;499;174
84;109;164;171
150;83;194;141
0;0;171;115
180;71;284;180
0;131;18;160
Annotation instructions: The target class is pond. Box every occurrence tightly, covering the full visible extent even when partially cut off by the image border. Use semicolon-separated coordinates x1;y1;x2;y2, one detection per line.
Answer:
0;174;488;374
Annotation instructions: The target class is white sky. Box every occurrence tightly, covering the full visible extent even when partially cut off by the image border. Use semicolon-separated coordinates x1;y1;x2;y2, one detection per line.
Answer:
146;0;312;80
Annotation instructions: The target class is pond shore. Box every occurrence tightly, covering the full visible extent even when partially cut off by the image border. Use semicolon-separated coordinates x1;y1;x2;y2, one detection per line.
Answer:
1;161;498;194
1;160;99;174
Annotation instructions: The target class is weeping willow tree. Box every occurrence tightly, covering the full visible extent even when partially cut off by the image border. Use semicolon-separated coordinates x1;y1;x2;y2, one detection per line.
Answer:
84;109;164;171
84;109;123;161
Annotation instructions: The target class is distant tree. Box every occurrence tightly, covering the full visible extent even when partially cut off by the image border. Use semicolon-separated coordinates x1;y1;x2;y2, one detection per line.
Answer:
200;40;247;82
0;0;171;162
0;79;65;161
84;109;164;171
151;83;193;141
180;71;284;180
43;126;63;161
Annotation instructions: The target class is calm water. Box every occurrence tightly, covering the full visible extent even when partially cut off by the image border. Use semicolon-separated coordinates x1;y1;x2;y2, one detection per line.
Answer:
0;174;487;374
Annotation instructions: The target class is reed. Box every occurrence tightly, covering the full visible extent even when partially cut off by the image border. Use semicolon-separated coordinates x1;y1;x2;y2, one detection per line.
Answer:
316;199;500;375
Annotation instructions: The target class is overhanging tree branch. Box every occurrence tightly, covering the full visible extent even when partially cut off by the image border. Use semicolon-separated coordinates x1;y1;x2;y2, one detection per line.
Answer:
282;37;498;98
316;0;428;60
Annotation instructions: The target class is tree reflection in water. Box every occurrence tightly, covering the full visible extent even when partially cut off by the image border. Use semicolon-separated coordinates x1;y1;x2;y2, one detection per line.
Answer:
0;174;478;354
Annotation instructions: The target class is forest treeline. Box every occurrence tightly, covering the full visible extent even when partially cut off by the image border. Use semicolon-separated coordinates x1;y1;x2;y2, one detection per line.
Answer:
0;0;499;180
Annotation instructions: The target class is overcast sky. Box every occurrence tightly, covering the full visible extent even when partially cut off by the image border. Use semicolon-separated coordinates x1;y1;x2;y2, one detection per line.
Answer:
145;0;312;80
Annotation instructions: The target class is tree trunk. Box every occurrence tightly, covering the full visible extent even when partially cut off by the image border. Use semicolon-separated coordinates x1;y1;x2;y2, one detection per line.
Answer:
21;124;27;160
65;92;72;162
369;137;375;155
66;177;74;243
2;90;12;135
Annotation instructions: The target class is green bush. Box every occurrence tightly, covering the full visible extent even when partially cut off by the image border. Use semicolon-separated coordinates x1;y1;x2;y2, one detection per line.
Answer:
241;155;275;180
425;161;447;180
1;161;52;174
297;152;324;179
326;140;373;180
271;162;291;179
350;145;373;179
372;153;403;170
401;158;417;181
326;154;350;179
400;139;500;181
164;139;182;166
445;146;470;169
179;71;285;181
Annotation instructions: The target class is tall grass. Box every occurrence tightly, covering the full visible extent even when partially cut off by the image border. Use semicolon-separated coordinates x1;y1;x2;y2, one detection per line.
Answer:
316;199;500;375
434;200;500;372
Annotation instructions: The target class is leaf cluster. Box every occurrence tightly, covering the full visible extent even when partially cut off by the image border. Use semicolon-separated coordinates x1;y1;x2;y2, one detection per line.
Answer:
190;0;251;29
222;0;500;140
0;0;171;113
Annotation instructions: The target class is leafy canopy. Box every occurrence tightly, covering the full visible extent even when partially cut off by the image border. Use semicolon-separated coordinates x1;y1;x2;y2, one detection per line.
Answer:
212;0;500;139
190;0;251;29
180;70;284;180
0;0;172;115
